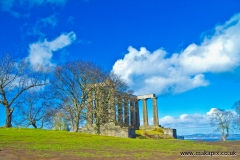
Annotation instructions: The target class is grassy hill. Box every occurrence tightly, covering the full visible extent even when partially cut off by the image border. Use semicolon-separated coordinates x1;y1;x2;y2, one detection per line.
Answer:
0;128;233;159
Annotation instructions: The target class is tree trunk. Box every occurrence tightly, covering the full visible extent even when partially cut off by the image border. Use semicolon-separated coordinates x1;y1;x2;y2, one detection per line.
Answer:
32;123;37;129
72;125;78;132
72;120;79;132
222;135;227;141
222;130;227;141
5;106;13;128
96;124;100;134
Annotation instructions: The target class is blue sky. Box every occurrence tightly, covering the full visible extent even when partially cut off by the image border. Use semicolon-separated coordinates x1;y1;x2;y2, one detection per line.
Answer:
1;0;240;135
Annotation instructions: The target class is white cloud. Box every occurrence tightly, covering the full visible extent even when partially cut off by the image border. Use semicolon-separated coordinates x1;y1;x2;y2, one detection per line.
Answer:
23;14;58;37
206;108;238;118
27;31;76;68
0;0;67;17
159;113;209;127
156;108;238;135
38;14;58;28
6;74;47;92
112;13;240;95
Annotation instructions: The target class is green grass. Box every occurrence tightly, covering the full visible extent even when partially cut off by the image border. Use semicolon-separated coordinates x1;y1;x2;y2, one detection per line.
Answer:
0;128;226;159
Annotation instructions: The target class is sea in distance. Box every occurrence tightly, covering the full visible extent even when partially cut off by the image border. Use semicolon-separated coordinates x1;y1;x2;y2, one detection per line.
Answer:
178;134;240;142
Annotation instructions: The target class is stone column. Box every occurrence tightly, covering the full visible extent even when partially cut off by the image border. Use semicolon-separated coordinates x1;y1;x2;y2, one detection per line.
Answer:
130;100;135;126
92;91;96;124
87;92;93;125
117;97;123;125
135;100;140;128
124;98;129;126
101;92;108;117
142;98;148;127
109;92;116;122
152;97;159;127
114;96;118;122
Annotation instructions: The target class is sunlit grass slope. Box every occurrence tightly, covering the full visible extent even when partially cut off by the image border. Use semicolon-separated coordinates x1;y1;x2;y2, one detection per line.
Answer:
0;128;226;158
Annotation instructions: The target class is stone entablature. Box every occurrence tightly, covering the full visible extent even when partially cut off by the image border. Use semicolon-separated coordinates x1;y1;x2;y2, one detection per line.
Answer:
137;94;155;99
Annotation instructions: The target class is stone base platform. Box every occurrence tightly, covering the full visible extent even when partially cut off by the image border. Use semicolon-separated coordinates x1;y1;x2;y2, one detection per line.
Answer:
79;122;136;138
139;125;177;139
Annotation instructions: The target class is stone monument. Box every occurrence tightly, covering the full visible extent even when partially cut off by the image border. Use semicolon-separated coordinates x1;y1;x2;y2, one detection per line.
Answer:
79;91;176;138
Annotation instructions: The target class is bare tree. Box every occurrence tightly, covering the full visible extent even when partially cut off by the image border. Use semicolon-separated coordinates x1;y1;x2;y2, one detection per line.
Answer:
52;110;70;131
51;60;106;132
13;87;55;129
234;101;240;114
0;54;49;127
233;101;240;130
209;108;235;141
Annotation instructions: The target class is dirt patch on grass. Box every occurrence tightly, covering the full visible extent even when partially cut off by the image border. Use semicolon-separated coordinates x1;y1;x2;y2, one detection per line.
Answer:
0;141;239;160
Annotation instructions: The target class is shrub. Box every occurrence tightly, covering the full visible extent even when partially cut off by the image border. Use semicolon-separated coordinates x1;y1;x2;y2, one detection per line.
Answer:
153;128;164;134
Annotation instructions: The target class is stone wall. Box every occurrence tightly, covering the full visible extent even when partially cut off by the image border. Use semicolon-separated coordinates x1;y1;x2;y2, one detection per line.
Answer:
79;122;136;138
162;128;177;138
139;125;177;138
